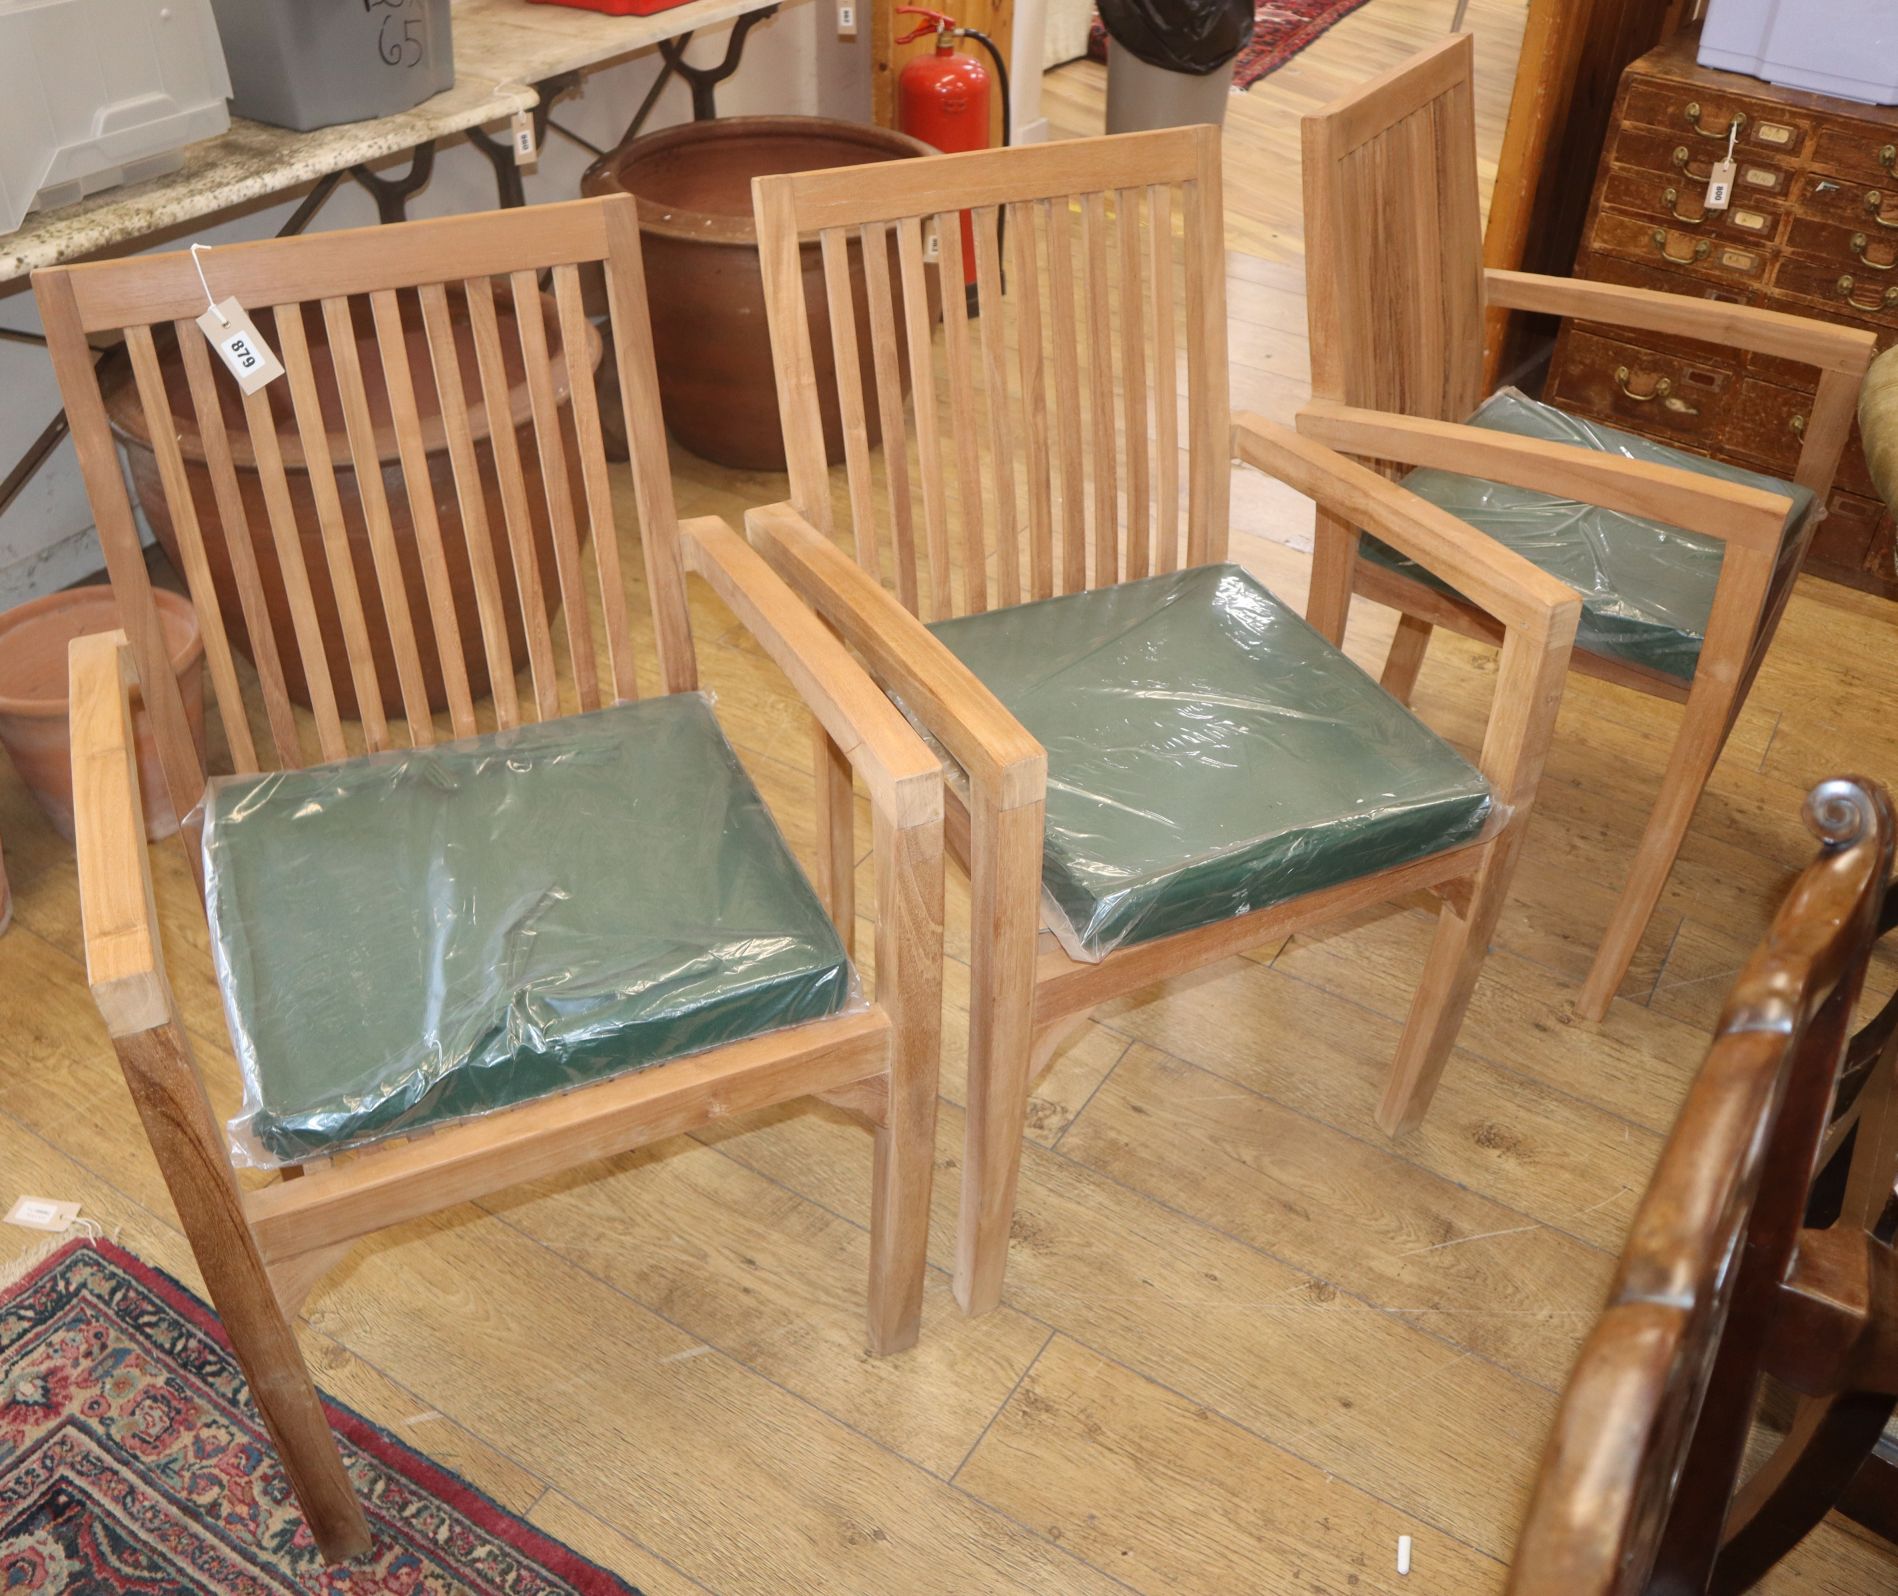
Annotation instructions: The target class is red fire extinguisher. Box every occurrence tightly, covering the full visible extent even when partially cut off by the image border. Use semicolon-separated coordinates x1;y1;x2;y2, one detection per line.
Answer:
894;6;1011;312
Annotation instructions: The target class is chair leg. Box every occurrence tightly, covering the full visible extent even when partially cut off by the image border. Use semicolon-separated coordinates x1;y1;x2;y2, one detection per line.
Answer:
955;793;1044;1317
115;1023;371;1563
1380;848;1514;1136
1577;685;1737;1023
814;721;857;961
1381;614;1433;706
865;807;944;1355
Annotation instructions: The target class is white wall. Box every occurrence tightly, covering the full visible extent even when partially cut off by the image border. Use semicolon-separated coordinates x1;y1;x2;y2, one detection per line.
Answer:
0;0;870;608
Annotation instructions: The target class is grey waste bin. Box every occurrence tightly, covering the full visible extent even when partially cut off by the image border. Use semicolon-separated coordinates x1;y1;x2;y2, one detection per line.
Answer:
209;0;454;132
1105;43;1237;133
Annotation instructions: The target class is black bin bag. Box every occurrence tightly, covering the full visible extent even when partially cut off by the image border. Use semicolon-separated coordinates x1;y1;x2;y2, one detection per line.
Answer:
1097;0;1254;74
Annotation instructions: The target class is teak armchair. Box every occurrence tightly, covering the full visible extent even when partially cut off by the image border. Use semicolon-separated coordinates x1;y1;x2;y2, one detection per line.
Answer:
35;197;945;1562
1297;35;1880;1021
747;128;1580;1315
1510;775;1898;1595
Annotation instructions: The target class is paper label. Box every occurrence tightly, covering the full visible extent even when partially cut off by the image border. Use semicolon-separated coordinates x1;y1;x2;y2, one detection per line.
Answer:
837;1;857;33
6;1196;82;1233
1706;158;1737;211
923;223;941;264
512;108;537;166
196;298;283;394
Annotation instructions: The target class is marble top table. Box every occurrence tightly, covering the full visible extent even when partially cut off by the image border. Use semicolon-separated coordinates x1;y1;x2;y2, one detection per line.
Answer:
0;0;779;285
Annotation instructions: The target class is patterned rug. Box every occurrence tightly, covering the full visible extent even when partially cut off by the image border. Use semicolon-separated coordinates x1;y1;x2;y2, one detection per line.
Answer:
0;1238;643;1594
1087;0;1378;91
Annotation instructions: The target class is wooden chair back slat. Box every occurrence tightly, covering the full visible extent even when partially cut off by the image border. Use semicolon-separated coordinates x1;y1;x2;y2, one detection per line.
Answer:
552;263;637;705
1509;779;1898;1595
508;269;599;714
273;302;393;753
1116;187;1152;582
971;206;1020;609
416;281;521;732
1042;197;1088;595
461;273;562;722
756;129;1228;620
237;377;350;762
1148;183;1180;575
1302;32;1486;423
819;228;884;583
34;196;694;830
368;288;479;739
318;292;435;746
122;326;259;774
859;221;922;613
173;328;304;769
1008;200;1054;602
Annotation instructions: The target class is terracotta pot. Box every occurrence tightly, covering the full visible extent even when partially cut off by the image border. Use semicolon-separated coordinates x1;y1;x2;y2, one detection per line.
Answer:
583;116;941;471
0;586;206;842
107;291;600;720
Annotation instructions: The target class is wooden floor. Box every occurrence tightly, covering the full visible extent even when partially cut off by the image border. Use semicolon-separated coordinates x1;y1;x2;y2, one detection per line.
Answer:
6;2;1898;1590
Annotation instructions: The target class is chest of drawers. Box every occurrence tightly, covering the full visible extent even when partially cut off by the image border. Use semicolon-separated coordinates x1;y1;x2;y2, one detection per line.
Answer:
1548;29;1898;597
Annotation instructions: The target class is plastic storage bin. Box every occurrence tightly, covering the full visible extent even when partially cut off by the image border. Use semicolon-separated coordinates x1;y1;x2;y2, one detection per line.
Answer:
0;0;231;237
1699;0;1898;107
207;0;454;133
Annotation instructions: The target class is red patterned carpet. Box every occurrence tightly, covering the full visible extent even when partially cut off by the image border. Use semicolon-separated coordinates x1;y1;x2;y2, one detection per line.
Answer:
0;1239;642;1594
1087;0;1378;90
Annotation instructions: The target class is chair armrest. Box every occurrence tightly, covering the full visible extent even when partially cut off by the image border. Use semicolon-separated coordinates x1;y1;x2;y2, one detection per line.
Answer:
1861;345;1898;510
1234;413;1581;636
742;501;1046;813
69;630;172;1038
683;515;943;831
1486;268;1879;377
1296;399;1794;554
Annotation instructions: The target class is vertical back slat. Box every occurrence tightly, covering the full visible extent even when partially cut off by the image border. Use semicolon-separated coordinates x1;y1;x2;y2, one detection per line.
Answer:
1081;191;1119;586
508;269;599;713
122;327;258;774
320;294;435;745
860;221;920;613
1116;188;1151;582
1008;201;1053;602
936;214;987;613
896;218;951;620
368;290;477;739
971;205;1019;608
820;228;883;583
1191;132;1231;560
237;377;348;762
1043;199;1087;595
464;275;560;721
174;328;302;767
417;282;520;730
552;264;637;703
1149;183;1180;575
275;302;392;752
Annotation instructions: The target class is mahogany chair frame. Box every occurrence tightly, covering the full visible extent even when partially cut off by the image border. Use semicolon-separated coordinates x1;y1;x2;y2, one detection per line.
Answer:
1510;775;1898;1594
746;128;1581;1317
35;197;946;1563
1296;35;1880;1022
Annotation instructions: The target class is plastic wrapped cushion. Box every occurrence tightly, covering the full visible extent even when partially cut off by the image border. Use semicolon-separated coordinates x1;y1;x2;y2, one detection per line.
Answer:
926;564;1492;961
1363;388;1813;682
203;693;855;1166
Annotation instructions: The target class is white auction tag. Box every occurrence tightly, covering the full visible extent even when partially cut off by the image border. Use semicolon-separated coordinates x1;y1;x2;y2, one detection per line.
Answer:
512;108;538;166
837;0;857;33
923;222;941;264
6;1195;82;1233
1706;124;1739;212
196;298;283;394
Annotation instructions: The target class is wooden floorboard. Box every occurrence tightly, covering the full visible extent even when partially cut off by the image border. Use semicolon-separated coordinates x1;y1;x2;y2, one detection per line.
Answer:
5;2;1898;1590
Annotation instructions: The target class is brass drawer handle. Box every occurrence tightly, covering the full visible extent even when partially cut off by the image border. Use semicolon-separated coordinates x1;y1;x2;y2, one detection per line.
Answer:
1884;143;1897;173
1685;102;1746;140
1616;365;1674;403
1866;190;1898;230
1662;186;1705;223
1790;413;1806;437
1850;232;1898;270
1673;146;1714;182
1652;228;1711;265
1837;274;1898;312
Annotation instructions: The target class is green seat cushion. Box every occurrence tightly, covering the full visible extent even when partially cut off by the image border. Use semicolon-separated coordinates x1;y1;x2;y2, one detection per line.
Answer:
927;565;1492;960
203;694;854;1166
1361;389;1814;682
